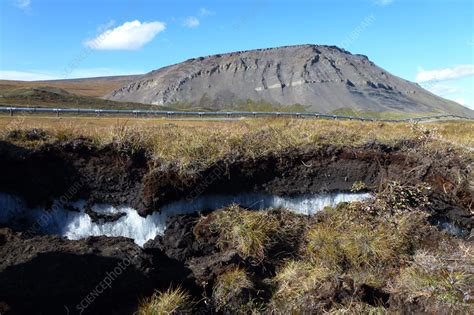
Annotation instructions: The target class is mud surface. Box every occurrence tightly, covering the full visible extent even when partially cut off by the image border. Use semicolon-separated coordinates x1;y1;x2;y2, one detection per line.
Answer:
0;228;193;315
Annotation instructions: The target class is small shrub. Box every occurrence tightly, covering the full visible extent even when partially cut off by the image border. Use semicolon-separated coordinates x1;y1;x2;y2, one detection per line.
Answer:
380;181;431;213
351;181;367;192
410;123;439;142
6;128;48;141
137;287;192;315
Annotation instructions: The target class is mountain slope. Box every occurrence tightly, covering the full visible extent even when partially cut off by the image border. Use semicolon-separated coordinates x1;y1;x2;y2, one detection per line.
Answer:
105;45;473;116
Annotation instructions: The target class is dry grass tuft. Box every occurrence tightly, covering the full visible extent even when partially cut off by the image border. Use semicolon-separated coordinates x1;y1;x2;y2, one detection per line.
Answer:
91;120;153;155
270;260;337;313
208;205;279;263
137;287;192;315
306;205;425;269
302;199;432;291
202;206;307;264
306;225;345;266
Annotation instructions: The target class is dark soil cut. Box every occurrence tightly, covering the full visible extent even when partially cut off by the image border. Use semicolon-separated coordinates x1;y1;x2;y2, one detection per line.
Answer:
0;139;472;314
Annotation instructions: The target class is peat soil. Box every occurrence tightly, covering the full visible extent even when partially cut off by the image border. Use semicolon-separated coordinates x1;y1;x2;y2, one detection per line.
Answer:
0;138;472;314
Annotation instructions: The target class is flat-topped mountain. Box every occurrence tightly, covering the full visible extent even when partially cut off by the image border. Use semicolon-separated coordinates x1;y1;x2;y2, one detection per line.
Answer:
105;45;473;116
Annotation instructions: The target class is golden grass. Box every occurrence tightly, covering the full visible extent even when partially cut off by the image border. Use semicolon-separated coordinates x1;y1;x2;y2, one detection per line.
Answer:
137;287;192;315
427;120;474;147
309;206;403;257
303;201;431;288
207;205;279;263
0;116;472;168
0;115;235;130
306;219;410;270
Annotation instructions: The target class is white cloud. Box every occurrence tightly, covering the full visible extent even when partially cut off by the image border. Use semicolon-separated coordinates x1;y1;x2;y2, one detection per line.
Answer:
374;0;394;5
183;17;200;28
416;64;474;83
199;8;213;17
420;79;473;109
0;69;143;81
425;84;463;96
84;20;166;50
15;0;30;8
179;8;212;29
13;0;31;11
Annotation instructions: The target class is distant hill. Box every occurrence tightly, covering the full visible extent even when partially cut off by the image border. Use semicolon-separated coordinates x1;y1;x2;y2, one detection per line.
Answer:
0;75;162;110
0;85;163;111
0;75;139;98
105;45;473;117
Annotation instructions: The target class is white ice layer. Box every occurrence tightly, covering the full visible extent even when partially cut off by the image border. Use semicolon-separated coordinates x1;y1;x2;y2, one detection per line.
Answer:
0;192;372;246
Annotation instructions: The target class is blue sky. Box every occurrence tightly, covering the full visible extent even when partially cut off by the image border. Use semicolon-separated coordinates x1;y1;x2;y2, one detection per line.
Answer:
1;0;473;108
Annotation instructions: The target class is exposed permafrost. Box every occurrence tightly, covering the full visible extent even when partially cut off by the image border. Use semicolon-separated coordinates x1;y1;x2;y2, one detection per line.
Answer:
0;192;371;246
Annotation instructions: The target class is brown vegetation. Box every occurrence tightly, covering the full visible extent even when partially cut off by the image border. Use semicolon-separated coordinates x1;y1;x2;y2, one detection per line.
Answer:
1;117;472;168
0;76;137;97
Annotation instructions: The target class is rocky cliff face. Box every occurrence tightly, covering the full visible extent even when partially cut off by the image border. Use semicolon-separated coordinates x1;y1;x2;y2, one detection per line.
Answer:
105;44;472;116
